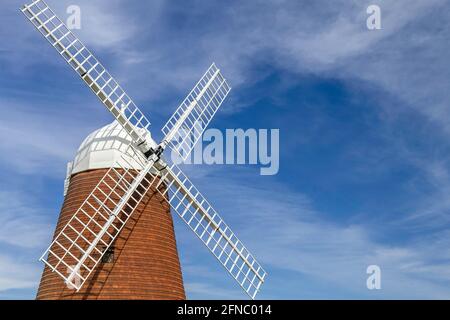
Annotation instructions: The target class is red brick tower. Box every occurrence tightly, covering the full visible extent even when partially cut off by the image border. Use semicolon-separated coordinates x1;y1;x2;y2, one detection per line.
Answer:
36;122;185;300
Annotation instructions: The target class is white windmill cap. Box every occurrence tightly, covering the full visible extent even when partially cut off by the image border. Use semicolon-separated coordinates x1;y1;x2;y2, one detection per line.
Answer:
70;120;157;175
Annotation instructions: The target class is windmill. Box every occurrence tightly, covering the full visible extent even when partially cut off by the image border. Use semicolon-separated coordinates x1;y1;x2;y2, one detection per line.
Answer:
21;0;266;299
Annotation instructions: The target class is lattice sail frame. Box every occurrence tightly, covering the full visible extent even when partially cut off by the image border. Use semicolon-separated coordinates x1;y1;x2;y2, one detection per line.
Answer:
21;0;151;146
161;63;231;161
153;164;267;299
40;142;158;290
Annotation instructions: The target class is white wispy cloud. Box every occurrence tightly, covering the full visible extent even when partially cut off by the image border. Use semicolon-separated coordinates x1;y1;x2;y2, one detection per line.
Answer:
0;191;52;248
0;190;53;293
0;255;41;292
176;166;450;299
0;97;103;175
6;0;449;123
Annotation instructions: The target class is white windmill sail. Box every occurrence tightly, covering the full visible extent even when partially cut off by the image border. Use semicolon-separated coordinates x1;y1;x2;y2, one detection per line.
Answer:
40;143;159;289
154;164;267;299
21;0;160;288
161;63;231;161
21;0;152;151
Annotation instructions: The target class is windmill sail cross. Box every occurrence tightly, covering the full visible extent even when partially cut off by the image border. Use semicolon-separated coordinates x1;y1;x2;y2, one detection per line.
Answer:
22;0;266;300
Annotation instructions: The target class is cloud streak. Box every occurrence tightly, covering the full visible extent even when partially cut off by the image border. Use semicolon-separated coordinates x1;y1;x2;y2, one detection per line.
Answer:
178;166;450;299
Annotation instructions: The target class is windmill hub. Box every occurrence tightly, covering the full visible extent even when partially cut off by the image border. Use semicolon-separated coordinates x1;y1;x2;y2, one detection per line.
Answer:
71;120;158;175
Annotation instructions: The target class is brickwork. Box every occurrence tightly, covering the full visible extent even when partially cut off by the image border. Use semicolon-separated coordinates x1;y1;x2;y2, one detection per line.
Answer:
36;169;186;300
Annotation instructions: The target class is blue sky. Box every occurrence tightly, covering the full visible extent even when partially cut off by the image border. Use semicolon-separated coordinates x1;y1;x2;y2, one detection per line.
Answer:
1;0;450;299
